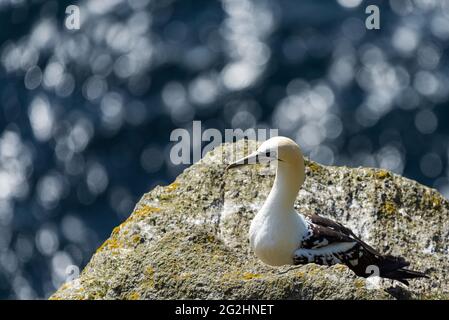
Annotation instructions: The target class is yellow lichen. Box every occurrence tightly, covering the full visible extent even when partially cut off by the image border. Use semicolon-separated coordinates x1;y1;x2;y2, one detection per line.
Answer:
308;162;321;173
95;240;109;253
354;279;365;289
59;282;70;291
166;182;180;192
108;238;121;249
145;266;155;287
333;264;347;273
87;291;105;300
431;196;442;208
307;265;321;276
177;272;192;281
111;220;132;237
95;238;122;253
242;272;261;280
112;226;121;235
133;206;161;219
112;223;127;236
422;191;442;209
126;292;140;300
132;235;142;245
383;201;397;215
375;170;390;180
159;194;174;201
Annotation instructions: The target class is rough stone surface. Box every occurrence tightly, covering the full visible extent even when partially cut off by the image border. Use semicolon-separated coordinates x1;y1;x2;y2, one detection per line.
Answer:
51;140;449;300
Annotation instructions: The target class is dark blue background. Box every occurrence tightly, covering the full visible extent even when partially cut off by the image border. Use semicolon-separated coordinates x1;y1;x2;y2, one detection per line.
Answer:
0;0;448;299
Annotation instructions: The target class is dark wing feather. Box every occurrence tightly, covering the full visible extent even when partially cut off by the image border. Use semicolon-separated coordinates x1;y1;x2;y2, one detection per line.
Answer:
298;213;427;284
307;214;355;237
306;213;382;256
301;223;355;249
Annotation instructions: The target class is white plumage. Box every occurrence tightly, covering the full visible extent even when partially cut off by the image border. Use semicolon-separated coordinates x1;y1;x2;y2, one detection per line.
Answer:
229;136;309;265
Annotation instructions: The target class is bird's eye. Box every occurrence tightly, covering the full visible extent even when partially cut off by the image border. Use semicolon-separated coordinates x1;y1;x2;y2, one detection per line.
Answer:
265;151;271;157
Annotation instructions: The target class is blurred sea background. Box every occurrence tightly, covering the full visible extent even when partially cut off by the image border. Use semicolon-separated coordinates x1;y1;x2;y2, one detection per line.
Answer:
0;0;448;299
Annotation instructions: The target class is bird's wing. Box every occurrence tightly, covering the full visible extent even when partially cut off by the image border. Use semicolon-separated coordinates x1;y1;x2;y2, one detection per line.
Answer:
307;214;356;238
301;222;355;249
301;214;356;249
297;214;417;283
305;213;382;256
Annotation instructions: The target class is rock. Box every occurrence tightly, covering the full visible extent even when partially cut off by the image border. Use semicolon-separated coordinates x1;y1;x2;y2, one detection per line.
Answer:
50;140;449;300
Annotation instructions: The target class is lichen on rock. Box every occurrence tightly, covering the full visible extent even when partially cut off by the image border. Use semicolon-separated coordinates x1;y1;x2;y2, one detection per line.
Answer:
50;140;449;300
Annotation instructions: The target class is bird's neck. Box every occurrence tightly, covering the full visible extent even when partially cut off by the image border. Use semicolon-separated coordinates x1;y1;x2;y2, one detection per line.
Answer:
265;162;304;213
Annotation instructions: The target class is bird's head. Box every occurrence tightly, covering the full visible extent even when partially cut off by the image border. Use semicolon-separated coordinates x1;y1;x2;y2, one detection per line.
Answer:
226;136;304;171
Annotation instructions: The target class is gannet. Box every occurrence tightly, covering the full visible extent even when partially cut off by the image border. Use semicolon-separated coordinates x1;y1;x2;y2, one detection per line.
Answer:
227;136;427;284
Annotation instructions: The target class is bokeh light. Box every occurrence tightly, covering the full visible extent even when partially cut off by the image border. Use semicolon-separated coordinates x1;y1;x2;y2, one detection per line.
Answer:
0;0;448;299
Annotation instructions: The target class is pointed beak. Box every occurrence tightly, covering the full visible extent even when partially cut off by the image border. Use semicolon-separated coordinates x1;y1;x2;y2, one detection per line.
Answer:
226;152;259;170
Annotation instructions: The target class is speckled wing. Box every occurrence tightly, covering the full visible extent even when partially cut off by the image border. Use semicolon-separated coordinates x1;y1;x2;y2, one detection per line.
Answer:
294;214;420;284
301;217;355;249
305;213;381;255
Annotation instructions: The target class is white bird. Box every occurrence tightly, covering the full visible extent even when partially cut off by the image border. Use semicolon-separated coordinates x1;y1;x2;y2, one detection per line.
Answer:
227;136;427;284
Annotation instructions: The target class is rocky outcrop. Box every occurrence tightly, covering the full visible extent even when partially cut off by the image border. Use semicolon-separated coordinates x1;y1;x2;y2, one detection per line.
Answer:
51;140;449;300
